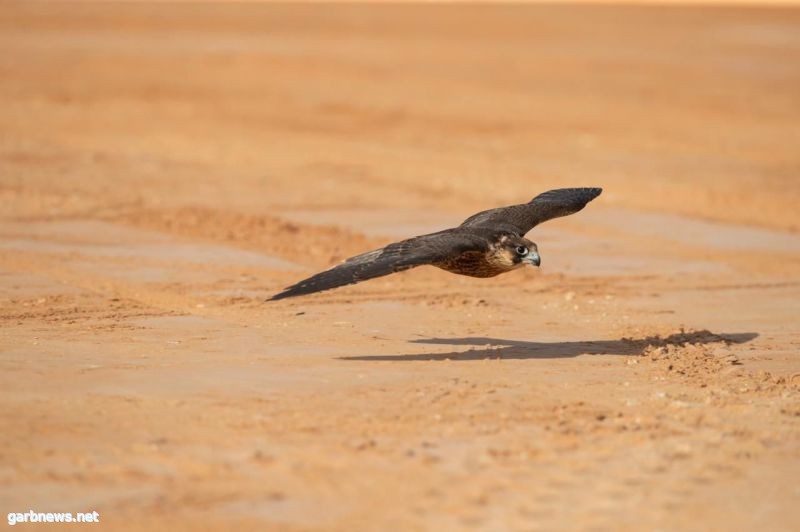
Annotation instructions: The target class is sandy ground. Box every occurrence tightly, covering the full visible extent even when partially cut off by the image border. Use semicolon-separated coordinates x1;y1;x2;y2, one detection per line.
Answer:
1;3;800;531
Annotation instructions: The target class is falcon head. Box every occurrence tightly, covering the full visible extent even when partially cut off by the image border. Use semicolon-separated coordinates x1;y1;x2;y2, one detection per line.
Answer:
492;234;541;269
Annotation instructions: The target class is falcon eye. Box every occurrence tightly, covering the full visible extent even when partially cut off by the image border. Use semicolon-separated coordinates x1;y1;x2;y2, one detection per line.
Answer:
515;246;528;256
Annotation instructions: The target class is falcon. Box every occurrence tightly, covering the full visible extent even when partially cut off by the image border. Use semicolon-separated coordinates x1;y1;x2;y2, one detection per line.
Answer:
268;187;601;301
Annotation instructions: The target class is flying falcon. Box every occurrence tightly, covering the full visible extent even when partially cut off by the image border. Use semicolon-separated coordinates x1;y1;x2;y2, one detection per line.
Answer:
268;187;601;301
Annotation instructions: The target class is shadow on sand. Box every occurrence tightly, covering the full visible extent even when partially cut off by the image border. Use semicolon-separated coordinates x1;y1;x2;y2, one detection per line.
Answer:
339;330;758;362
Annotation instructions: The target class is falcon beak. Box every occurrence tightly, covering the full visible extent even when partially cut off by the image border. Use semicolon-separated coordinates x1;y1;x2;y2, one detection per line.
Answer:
525;251;541;267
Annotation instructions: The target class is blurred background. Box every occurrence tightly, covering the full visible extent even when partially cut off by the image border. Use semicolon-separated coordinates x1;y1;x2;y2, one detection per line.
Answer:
3;3;799;232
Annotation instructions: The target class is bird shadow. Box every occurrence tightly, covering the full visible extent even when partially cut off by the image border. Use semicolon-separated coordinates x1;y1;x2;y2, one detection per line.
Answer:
339;330;758;361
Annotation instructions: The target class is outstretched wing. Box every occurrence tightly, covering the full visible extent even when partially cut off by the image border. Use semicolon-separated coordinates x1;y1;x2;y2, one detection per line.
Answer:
268;230;488;301
461;187;602;235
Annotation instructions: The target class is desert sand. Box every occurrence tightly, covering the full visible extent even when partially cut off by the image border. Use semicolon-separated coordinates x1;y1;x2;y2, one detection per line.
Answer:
1;3;800;531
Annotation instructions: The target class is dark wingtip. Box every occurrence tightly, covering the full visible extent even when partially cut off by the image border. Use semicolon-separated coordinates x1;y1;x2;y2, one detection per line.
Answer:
586;187;602;202
573;186;603;199
265;289;294;302
531;187;603;204
576;187;602;209
266;281;323;302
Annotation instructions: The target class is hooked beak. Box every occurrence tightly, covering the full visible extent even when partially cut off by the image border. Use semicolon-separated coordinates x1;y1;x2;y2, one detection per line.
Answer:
524;251;541;267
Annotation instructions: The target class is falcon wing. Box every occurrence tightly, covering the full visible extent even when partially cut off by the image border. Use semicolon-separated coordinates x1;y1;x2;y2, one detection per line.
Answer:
267;230;487;301
460;187;602;235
